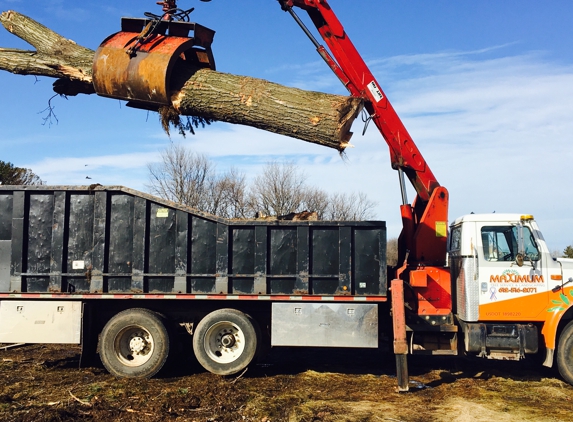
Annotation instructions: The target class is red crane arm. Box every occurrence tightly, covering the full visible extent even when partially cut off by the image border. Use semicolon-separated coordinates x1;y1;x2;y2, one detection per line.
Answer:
280;0;440;202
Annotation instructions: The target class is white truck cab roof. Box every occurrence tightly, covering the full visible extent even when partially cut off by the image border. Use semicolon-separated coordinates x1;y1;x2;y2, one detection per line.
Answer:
452;213;532;226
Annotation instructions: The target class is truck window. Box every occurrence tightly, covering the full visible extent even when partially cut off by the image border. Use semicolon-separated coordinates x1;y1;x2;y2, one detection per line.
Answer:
481;226;539;262
521;226;541;261
449;225;462;252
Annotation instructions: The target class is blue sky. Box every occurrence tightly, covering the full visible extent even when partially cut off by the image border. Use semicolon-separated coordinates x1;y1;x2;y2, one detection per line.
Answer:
1;0;573;252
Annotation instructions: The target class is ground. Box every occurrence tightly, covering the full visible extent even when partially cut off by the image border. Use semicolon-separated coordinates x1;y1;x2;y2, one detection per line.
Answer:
0;344;571;422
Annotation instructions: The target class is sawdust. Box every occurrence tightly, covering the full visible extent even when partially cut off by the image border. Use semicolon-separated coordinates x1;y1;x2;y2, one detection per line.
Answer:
158;105;212;138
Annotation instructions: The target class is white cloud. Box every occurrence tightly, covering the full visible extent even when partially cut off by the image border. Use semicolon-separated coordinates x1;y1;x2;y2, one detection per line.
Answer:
41;0;90;22
378;50;573;251
28;152;160;188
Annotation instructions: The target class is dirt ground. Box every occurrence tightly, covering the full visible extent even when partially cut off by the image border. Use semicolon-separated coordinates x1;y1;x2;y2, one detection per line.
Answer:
0;344;571;422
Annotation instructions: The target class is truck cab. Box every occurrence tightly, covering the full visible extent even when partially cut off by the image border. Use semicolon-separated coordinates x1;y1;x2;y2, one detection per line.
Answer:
449;213;573;370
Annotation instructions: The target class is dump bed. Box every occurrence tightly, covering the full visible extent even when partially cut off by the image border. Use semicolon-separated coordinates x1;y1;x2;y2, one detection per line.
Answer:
0;186;386;297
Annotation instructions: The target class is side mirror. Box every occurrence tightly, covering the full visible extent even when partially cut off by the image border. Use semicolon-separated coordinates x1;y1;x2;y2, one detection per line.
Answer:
515;253;524;267
517;222;525;257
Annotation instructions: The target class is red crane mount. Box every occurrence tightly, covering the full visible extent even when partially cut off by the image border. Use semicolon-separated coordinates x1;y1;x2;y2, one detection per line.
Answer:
279;0;453;391
92;1;216;111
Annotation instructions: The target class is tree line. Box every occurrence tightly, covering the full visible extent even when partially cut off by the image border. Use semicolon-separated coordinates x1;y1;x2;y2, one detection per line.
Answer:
0;161;43;185
147;144;377;221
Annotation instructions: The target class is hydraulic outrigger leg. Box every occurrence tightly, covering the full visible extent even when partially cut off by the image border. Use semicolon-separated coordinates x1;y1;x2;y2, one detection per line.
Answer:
391;276;410;392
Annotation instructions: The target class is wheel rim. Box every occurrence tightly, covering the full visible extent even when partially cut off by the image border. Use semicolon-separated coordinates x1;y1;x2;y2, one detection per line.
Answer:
203;321;245;364
113;325;155;367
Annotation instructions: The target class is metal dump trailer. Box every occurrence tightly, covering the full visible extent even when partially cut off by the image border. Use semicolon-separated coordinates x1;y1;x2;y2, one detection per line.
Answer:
0;185;387;377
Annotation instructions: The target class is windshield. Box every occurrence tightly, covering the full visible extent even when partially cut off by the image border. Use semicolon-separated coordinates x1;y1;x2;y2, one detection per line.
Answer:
481;225;540;262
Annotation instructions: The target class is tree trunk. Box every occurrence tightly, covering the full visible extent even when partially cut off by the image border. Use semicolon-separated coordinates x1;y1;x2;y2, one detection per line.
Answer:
0;10;363;152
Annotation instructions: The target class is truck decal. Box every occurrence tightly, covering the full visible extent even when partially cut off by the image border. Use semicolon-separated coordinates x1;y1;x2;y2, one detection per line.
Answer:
367;81;384;102
547;290;573;312
490;270;544;284
479;289;550;321
479;286;573;351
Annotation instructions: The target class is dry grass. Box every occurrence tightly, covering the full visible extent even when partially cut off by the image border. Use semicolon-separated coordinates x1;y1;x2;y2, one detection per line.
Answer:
0;345;571;421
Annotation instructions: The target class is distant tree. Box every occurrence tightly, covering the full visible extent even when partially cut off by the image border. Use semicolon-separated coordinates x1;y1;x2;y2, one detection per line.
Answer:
0;161;43;185
563;245;573;259
387;237;399;267
147;144;215;209
209;167;250;219
250;161;378;221
147;148;378;221
301;186;329;220
250;161;308;217
324;191;377;221
147;144;250;218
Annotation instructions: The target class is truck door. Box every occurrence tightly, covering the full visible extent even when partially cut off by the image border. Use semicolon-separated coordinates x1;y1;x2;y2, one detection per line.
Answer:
477;223;549;320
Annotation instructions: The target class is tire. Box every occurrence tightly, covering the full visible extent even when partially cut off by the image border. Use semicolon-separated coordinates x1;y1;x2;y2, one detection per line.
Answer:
99;308;170;378
557;320;573;385
193;308;258;375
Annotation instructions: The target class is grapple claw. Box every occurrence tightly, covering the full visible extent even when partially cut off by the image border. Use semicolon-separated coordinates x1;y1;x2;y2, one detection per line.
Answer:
92;17;215;110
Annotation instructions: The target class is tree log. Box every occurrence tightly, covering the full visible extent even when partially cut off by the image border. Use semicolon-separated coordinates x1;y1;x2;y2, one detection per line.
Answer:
0;10;363;152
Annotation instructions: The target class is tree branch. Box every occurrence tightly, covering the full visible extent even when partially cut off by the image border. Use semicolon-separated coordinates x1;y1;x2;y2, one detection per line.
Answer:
0;10;93;70
0;10;93;86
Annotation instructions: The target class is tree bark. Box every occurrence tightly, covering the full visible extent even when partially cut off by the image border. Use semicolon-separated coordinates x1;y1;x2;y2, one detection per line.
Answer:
0;10;363;152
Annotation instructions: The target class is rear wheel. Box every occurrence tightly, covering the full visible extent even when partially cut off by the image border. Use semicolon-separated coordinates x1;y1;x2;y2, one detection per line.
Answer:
99;308;170;378
557;320;573;385
193;308;258;375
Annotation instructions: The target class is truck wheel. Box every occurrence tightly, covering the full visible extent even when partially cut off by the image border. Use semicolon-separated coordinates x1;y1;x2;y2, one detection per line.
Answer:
193;308;258;375
557;320;573;385
99;308;170;378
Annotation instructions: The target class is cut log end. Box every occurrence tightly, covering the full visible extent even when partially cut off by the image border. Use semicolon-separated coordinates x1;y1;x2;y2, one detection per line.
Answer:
0;10;14;24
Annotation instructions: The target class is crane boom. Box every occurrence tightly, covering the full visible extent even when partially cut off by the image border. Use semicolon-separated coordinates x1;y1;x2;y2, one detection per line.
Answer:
280;0;449;267
281;0;439;200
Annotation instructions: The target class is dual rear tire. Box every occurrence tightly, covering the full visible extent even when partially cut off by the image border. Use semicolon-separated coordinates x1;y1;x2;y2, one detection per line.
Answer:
98;307;259;378
99;308;170;378
192;308;259;375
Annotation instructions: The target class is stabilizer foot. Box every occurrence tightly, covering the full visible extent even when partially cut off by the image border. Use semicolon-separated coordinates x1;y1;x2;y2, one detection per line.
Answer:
396;354;409;392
